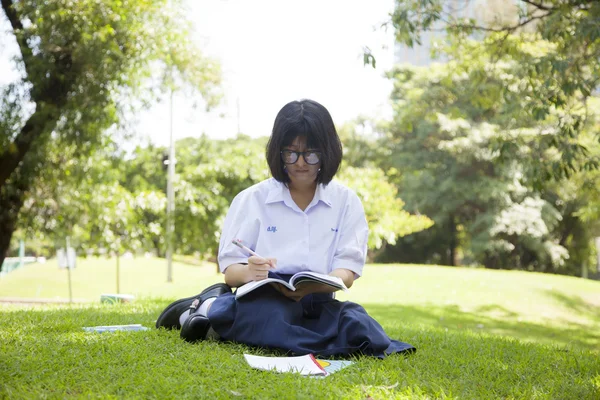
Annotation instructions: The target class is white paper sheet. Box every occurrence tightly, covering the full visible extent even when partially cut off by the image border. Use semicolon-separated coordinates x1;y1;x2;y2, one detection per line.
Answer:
243;354;327;376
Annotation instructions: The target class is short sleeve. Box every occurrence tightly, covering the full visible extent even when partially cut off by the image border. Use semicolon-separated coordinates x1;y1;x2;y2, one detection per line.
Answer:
217;191;261;273
330;192;369;277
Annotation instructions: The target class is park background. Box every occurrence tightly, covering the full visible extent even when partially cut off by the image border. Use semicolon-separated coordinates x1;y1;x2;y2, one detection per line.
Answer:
1;0;600;398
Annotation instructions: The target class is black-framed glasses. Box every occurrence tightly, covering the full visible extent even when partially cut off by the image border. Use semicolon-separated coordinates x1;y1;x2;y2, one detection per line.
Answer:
280;150;322;165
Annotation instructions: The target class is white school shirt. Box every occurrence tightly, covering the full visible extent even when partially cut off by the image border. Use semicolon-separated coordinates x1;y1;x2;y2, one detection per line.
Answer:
218;178;369;277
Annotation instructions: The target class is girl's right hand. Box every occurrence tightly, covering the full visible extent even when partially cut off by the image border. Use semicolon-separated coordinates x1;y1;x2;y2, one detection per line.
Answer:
247;256;276;281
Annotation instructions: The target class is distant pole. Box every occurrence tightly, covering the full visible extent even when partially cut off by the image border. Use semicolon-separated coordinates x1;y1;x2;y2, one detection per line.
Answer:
18;240;24;270
166;89;175;283
116;252;121;294
66;236;73;303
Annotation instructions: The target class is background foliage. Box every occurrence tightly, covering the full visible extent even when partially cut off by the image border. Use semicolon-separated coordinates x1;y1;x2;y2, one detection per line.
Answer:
370;0;600;276
3;0;600;278
0;0;220;268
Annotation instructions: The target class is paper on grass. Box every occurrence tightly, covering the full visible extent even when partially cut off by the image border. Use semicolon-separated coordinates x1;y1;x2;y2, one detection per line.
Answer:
244;354;354;377
244;354;326;376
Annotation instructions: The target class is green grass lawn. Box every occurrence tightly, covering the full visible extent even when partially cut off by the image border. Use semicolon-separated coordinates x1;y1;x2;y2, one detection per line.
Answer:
1;258;599;399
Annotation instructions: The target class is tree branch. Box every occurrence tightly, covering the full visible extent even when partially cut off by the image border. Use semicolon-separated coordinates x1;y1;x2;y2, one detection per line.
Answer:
1;0;33;68
521;0;555;12
0;0;72;188
0;113;48;187
0;0;22;30
0;0;36;187
445;11;553;33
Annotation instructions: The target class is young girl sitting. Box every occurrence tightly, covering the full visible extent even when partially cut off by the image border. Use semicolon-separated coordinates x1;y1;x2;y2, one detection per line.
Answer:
156;99;415;358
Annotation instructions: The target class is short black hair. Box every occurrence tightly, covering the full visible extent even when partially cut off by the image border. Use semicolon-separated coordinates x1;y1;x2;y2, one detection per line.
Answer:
266;99;342;185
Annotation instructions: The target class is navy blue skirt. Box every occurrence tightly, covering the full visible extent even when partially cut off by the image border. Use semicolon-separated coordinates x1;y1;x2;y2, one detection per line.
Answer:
207;274;415;358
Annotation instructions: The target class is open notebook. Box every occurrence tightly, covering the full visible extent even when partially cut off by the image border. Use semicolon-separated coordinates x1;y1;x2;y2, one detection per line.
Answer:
235;271;347;299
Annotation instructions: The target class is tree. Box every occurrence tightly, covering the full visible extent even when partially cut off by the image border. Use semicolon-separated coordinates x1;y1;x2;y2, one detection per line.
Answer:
382;61;523;266
378;42;600;274
337;165;433;261
14;138;163;259
337;120;435;259
0;0;220;270
173;135;270;260
389;0;600;182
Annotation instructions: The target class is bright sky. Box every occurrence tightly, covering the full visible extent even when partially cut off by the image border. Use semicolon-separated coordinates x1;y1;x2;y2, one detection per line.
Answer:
0;0;396;145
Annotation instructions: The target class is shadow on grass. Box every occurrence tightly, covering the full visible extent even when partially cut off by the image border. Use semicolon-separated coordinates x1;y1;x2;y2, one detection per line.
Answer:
363;302;600;352
542;289;600;322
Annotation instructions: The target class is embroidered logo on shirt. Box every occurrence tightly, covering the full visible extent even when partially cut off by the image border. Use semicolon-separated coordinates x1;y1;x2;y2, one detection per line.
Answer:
267;226;277;233
331;228;339;232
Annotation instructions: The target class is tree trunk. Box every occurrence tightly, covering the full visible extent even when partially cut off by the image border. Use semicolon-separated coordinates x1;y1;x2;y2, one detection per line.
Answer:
0;213;17;270
448;215;457;266
0;171;29;272
581;263;588;279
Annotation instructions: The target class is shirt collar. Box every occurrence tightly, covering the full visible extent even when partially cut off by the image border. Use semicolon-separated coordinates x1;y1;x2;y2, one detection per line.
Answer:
265;181;286;204
265;181;332;208
313;182;333;207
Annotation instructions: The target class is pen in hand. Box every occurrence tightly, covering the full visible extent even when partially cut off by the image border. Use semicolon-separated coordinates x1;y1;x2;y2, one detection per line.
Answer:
232;239;275;268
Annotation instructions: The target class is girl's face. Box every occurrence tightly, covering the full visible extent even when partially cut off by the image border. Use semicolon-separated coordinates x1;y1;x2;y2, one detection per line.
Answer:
282;136;321;187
